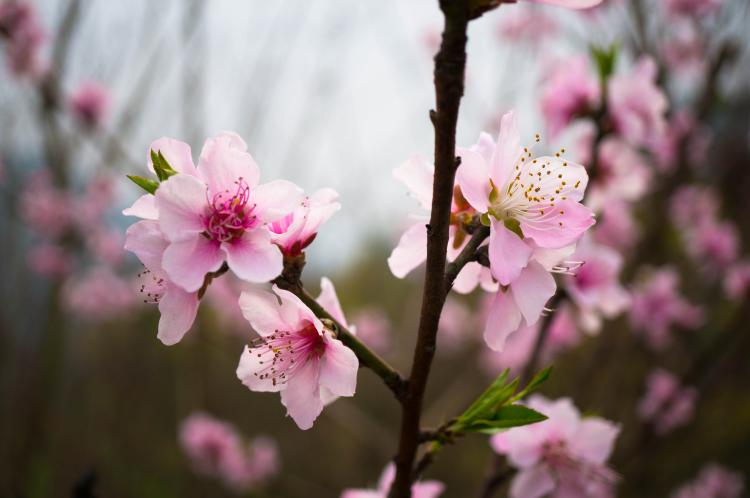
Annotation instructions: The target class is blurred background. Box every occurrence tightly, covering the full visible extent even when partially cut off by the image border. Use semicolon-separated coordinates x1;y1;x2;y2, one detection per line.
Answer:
1;0;749;497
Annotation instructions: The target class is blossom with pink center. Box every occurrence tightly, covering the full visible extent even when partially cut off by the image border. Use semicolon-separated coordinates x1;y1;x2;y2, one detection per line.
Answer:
563;235;630;333
497;8;558;45
540;56;600;138
638;368;698;435
671;463;744;498
587;138;652;210
0;1;46;78
268;188;340;256
629;267;703;350
351;307;392;354
124;220;199;345
592;200;639;251
492;395;620;498
236;285;358;430
724;261;750;300
62;267;135;321
664;0;722;18
341;463;444;498
68;80;111;129
27;243;72;277
456;111;594;288
608;57;668;146
387;154;495;294
127;132;303;292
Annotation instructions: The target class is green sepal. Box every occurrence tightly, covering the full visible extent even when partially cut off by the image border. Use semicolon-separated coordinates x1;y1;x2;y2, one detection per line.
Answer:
591;43;619;84
503;218;523;238
127;175;159;195
151;149;177;182
480;212;492;227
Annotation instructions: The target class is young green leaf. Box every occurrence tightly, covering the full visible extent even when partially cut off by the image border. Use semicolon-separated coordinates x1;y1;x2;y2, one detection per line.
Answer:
127;175;159;195
509;366;553;404
460;405;548;434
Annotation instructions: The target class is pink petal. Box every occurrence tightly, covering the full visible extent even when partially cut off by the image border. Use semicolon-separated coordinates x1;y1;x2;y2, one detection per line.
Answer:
509;466;556;498
238;289;287;336
456;147;491;212
280;359;324;430
413;481;445;498
162;236;224;292
393;155;433;210
526;0;601;8
521;199;595;249
319;335;359;397
198;132;260;195
492;427;544;468
510;261;556;326
236;345;284;393
377;463;397;492
148;137;197;176
155;174;207;242
452;261;482;294
317;277;348;326
569;418;620;464
484;290;523;352
157;283;199;345
251;180;305;223
222;230;283;283
489;220;532;286
124;220;167;271
122;194;158;220
388;221;427;278
340;491;382;498
491;111;522;190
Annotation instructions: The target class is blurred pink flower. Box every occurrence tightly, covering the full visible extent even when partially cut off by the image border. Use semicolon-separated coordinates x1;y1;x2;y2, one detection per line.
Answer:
27;243;72;277
649;112;710;172
492;395;620;498
497;8;558;45
351;307;392;354
608;57;668;146
671;463;744;498
664;0;722;18
85;227;125;266
68;81;111;129
244;436;280;485
687;221;739;271
724;261;750;300
341;463;444;498
438;296;472;353
670;185;720;228
564;236;630;333
588;138;652;210
660;22;706;75
638;368;698;435
269;188;340;256
204;275;248;334
236;285;358;430
592;200;639;251
629;267;703;350
526;0;602;7
20;170;70;238
124;220;199;345
62;267;135;321
0;1;46;78
540;55;599;138
152;132;303;292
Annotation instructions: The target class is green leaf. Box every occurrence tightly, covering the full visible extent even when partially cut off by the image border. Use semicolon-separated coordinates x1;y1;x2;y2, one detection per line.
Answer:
127;175;159;194
590;43;619;84
509;366;552;404
151;149;177;182
461;405;548;434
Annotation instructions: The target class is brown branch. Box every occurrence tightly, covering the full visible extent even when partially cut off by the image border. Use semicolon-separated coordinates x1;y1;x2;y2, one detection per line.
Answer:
388;2;471;496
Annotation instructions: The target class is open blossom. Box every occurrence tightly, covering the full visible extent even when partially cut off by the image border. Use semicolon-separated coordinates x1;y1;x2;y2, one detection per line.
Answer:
592;200;638;251
671;463;744;498
268;188;340;256
27;243;72;277
387;154;495;294
236;285;358;430
68;81;110;129
497;8;558;45
62;267;135;321
629;267;703;350
587;138;652;210
638;368;697;435
540;56;599;138
608;57;668;146
724;261;750;300
670;185;719;228
126;132;303;292
492;395;620;498
687;221;739;271
341;463;444;498
0;1;46;78
20;170;70;238
563;235;630;334
124;220;199;345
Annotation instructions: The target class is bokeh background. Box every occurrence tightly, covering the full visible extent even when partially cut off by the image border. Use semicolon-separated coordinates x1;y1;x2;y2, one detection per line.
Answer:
1;0;750;497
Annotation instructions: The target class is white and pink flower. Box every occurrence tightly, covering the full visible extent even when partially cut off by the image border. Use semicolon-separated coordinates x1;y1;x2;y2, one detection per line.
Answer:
341;463;444;498
268;188;340;256
540;56;600;139
671;463;744;498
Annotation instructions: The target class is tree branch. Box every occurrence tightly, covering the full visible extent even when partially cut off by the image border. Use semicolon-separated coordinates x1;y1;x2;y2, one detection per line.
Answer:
444;224;489;293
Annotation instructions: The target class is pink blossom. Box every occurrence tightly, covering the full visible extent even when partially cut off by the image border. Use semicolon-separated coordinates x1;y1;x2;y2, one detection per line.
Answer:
649;112;709;172
62;267;135;320
592;200;638;251
588;138;652;210
124;220;199;345
497;8;558;45
341;463;444;498
244;436;280;484
687;221;739;271
671;463;744;498
525;0;603;8
629;267;703;350
664;0;722;18
670;185;719;228
351;307;392;354
638;368;698;435
85;227;124;266
68;81;111;129
492;395;620;498
20;170;70;238
540;56;600;138
660;22;706;75
204;275;249;335
724;261;750;300
563;235;629;333
236;285;358;429
608;57;668;146
0;1;46;78
134;132;303;292
27;243;72;277
438;296;472;353
268;188;340;256
75;174;116;228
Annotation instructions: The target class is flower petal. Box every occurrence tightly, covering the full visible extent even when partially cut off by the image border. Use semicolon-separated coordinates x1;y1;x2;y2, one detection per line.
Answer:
456;147;491;212
527;0;602;8
509;466;556;498
236;345;284;393
157;283;198;345
223;230;283;283
452;261;482;294
122;194;158;220
280;359;324;430
491;111;523;190
162;236;224;292
251;180;305;223
388;221;427;278
319;335;359;397
393;155;433;210
521;199;595;249
272;285;324;332
148;137;197;176
155;174;207;242
489;220;532;286
484;290;523;352
124;220;168;271
317;277;348;326
413;481;445;498
569;418;620;464
510;261;557;326
198;132;260;195
238;288;287;336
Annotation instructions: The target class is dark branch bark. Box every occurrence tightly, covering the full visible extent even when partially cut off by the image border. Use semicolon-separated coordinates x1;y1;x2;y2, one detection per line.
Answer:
389;2;470;496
